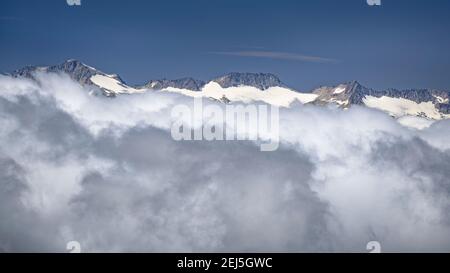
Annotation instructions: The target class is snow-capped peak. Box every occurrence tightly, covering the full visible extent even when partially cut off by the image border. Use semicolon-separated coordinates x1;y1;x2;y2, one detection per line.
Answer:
7;60;450;122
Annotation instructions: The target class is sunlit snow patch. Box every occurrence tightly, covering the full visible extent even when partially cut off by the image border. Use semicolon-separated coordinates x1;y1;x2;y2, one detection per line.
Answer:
155;82;318;107
363;96;445;120
90;74;143;94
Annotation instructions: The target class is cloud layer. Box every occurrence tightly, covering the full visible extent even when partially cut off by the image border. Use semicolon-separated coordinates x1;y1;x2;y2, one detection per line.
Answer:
0;72;450;252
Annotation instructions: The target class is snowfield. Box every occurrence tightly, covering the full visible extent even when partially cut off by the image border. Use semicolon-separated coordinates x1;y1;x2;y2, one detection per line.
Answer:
363;95;446;120
156;81;318;107
90;74;143;94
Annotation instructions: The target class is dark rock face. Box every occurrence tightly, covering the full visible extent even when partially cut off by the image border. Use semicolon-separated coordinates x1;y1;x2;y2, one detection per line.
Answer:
379;89;434;103
143;78;205;91
11;59;118;86
312;81;373;106
219;95;231;104
10;65;40;79
142;73;285;91
11;60;129;97
347;81;373;105
437;103;450;114
46;59;99;85
212;72;284;90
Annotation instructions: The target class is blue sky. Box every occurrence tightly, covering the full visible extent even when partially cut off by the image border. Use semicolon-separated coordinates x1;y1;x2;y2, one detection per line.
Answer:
1;0;450;91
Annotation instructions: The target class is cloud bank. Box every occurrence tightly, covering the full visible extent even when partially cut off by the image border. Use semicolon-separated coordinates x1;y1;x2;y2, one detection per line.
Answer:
0;72;450;252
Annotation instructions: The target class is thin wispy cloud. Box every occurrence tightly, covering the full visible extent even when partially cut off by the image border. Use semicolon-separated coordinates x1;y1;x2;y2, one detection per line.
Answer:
230;46;267;50
211;50;339;63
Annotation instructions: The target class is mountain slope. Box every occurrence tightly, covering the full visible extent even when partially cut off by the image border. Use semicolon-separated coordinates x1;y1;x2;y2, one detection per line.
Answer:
141;72;284;91
312;81;450;120
11;59;141;96
136;72;316;106
6;60;450;122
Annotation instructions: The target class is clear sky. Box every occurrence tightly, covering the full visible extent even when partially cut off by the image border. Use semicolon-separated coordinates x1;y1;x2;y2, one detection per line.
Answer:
1;0;450;91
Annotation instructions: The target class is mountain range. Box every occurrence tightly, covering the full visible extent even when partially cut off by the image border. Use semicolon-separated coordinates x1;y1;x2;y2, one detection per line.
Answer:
6;59;450;123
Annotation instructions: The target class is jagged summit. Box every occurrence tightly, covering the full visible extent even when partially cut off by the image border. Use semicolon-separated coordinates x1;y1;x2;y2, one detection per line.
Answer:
12;59;102;85
312;80;372;106
142;77;206;91
212;72;284;90
141;72;286;91
48;59;101;85
10;59;135;96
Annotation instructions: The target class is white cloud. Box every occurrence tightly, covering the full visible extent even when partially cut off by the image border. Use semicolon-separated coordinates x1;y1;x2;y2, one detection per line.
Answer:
0;73;450;252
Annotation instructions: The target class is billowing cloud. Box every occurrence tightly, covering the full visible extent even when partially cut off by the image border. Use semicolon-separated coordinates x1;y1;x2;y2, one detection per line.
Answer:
0;72;449;252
